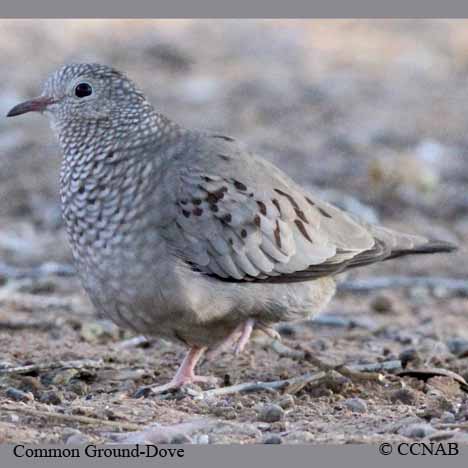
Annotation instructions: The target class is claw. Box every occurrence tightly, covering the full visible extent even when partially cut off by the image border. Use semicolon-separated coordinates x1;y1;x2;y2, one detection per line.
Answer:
134;346;219;396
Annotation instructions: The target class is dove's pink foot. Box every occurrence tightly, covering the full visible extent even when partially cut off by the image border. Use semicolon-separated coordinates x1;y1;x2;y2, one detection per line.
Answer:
143;346;218;395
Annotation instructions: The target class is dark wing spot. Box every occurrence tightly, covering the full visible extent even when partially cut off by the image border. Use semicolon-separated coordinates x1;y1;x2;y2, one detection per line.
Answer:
273;190;310;222
274;188;301;211
221;213;232;224
305;196;315;206
256;201;267;215
295;208;308;224
107;151;114;159
217;153;231;161
202;176;214;182
318;207;332;218
241;229;248;238
78;185;85;194
180;199;188;205
192;198;202;206
182;209;191;218
233;180;247;191
274;220;282;249
254;215;261;227
206;192;219;204
210;204;219;212
294;219;313;243
272;198;282;216
193;207;203;216
212;134;235;142
88;198;96;205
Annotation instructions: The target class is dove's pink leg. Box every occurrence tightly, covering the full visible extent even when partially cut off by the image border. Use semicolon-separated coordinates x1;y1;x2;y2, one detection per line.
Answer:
205;319;255;360
148;346;218;394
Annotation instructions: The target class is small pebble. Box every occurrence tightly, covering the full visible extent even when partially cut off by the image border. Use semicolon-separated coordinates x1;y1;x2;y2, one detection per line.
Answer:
80;319;121;343
39;390;63;405
344;397;367;413
66;433;92;444
370;294;394;314
283;430;315;444
52;369;79;386
399;348;422;368
446;338;468;357
263;435;283;444
197;434;210;444
399;423;435;439
441;411;455;423
390;388;418;405
277;394;295;410
258;404;284;423
6;387;34;402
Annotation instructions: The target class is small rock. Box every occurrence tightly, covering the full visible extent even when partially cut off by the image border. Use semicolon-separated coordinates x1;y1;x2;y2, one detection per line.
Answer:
441;411;455;423
80;319;121;343
390;388;418;405
170;433;192;444
196;434;210;444
344;397;367;413
283;430;315;444
66;433;92;444
6;387;34;402
39;390;63;405
258;404;284;423
370;294;394;314
276;394;295;410
263;435;283;444
399;423;435;439
399;348;422;368
446;338;468;358
52;369;79;386
68;380;89;396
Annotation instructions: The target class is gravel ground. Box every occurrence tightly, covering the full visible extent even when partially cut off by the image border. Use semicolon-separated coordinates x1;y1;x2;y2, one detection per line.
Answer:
0;19;467;445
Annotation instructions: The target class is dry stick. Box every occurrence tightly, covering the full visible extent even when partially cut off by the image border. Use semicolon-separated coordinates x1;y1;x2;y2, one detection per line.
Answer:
338;276;468;295
0;262;75;280
0;292;77;312
1;404;142;432
200;370;331;398
0;359;105;375
0;319;60;331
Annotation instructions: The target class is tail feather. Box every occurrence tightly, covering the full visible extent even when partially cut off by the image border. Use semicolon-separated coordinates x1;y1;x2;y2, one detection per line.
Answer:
387;239;458;260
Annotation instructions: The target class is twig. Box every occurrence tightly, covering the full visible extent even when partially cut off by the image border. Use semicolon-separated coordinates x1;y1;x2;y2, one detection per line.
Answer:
0;319;61;331
0;359;105;375
199;370;330;398
0;292;78;312
435;422;468;430
308;314;377;330
338;276;468;295
0;404;142;431
0;262;75;281
346;360;402;373
269;340;305;359
116;335;149;350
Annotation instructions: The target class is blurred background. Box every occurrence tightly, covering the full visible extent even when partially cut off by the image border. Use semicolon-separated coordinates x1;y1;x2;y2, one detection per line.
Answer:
0;20;468;444
0;19;465;271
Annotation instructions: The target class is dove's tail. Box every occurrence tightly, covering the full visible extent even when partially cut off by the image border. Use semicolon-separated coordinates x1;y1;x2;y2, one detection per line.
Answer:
386;239;458;260
368;225;458;262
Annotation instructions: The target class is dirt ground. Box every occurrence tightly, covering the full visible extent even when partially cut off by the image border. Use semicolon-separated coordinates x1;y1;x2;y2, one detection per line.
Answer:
0;19;467;445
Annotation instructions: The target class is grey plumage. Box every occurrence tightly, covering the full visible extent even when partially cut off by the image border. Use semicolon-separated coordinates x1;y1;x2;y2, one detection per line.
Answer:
7;63;457;391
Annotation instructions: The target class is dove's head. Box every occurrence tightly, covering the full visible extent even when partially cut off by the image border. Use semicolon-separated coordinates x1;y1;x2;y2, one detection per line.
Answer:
7;63;150;131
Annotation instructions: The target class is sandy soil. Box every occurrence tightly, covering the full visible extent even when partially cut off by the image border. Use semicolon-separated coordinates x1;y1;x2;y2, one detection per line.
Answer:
0;19;467;444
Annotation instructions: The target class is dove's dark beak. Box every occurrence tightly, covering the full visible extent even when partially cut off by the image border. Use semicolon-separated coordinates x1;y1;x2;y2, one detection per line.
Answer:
6;96;55;117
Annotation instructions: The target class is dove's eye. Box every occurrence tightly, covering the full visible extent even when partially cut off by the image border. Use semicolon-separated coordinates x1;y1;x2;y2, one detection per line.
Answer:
74;82;93;98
